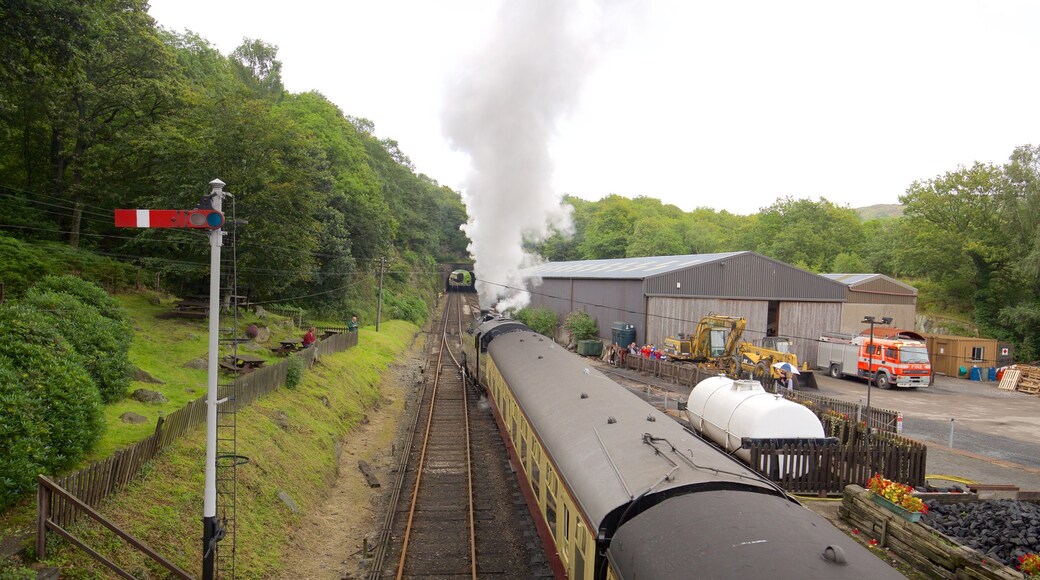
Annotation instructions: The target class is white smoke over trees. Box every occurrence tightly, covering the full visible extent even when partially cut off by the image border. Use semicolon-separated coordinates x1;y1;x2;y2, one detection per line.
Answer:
443;0;640;310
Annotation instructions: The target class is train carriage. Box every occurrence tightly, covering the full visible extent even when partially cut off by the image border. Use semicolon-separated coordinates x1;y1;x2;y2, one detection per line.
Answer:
463;315;903;579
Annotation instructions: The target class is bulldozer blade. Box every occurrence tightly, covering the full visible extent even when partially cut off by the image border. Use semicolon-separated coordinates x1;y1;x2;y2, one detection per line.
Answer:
798;371;818;390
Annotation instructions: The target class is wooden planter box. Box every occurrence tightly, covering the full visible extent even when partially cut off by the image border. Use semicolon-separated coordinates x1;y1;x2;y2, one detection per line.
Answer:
871;493;924;523
840;485;1021;579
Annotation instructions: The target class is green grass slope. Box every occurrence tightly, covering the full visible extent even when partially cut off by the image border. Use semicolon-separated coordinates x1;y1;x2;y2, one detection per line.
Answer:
36;320;416;577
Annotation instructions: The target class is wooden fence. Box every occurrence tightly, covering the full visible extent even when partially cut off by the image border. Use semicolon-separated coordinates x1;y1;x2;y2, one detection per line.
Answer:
41;329;359;529
746;421;927;495
617;354;902;433
613;353;923;495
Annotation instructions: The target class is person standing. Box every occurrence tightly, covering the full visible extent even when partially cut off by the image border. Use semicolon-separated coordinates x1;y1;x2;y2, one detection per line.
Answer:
348;315;359;332
302;326;316;347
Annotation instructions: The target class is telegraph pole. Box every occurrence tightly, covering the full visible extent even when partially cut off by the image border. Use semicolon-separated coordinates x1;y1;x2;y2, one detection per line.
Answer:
376;257;384;332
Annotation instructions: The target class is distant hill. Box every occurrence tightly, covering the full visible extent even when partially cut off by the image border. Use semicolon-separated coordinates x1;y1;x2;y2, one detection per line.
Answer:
856;204;903;221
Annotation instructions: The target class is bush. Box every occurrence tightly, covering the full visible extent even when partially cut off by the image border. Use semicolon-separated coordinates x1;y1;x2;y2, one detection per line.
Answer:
565;311;599;342
285;354;305;389
383;290;429;326
23;290;133;402
513;307;558;338
0;304;103;509
32;274;132;330
0;234;139;298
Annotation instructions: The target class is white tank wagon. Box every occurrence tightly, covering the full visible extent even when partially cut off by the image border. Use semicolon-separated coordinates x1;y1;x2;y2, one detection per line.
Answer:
684;376;826;473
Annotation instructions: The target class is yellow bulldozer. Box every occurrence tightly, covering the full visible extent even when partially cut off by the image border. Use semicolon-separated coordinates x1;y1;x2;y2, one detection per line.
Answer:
738;336;818;389
661;315;746;375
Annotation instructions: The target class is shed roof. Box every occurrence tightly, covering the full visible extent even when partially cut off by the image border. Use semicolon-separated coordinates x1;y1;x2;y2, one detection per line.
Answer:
822;273;918;295
523;252;746;280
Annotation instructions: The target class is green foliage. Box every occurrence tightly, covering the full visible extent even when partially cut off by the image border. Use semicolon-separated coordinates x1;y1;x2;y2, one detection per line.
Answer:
831;252;867;273
0;235;140;297
513;307;558;337
31;275;131;330
285;354;305;389
23;290;133;403
382;290;429;326
0;304;103;509
579;194;637;259
627;217;686;257
565;311;599;342
749;197;866;272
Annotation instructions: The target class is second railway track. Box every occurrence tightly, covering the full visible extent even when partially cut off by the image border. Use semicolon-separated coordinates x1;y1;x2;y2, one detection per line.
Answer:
368;292;549;579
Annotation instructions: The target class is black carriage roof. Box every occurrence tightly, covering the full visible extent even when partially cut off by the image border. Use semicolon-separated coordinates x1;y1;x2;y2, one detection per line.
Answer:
607;490;906;579
484;328;777;529
472;317;528;350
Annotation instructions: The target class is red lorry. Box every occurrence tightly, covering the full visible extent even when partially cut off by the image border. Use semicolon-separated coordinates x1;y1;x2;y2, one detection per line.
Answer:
817;333;932;388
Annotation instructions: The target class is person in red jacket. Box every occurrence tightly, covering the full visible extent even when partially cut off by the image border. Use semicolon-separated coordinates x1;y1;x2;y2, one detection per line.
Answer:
302;327;316;347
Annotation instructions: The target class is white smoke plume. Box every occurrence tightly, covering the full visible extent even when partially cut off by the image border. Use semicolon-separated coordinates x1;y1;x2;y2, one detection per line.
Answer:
443;0;639;310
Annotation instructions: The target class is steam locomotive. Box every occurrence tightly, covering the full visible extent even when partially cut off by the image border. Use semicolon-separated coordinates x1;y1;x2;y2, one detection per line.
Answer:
462;314;904;579
446;268;476;293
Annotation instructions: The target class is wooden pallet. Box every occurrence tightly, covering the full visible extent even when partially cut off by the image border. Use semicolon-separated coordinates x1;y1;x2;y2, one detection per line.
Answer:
1013;365;1040;394
997;368;1021;391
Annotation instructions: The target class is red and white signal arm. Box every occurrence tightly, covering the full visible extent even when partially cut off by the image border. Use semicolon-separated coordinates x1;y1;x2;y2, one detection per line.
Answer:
115;209;224;229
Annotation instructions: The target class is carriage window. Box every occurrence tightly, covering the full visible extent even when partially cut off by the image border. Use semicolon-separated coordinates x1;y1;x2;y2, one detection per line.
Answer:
544;469;554;536
531;454;540;500
574;520;587;579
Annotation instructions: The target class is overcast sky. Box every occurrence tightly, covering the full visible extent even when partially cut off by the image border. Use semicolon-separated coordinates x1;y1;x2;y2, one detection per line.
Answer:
148;0;1040;215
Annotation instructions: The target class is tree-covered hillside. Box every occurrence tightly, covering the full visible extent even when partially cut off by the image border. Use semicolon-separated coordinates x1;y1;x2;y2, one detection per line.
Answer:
531;149;1040;360
0;0;469;318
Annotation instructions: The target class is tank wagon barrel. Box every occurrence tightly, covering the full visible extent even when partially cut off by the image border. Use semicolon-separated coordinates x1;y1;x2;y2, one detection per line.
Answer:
462;314;905;580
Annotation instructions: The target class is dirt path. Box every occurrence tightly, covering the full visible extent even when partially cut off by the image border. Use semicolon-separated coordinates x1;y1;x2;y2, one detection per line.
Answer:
275;331;426;579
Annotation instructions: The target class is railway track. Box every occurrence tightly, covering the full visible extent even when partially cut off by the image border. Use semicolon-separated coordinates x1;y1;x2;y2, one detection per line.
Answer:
368;293;548;579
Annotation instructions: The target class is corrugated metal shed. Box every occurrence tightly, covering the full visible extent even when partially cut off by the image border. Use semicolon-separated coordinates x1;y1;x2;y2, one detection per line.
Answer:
821;273;917;305
522;252;847;365
823;273;919;335
527;252;845;300
525;252;745;280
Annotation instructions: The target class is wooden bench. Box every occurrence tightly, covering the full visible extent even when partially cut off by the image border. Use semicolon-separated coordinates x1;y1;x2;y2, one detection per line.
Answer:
271;339;303;356
219;361;252;375
233;354;266;370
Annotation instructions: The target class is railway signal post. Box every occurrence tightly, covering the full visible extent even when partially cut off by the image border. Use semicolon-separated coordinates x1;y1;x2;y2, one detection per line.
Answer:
115;179;228;579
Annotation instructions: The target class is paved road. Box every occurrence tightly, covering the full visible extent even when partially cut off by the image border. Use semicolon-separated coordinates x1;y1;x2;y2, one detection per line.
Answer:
595;360;1040;490
809;371;1040;489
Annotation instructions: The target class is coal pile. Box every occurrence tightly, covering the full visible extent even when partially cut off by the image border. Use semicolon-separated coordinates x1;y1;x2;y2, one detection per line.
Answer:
924;499;1040;566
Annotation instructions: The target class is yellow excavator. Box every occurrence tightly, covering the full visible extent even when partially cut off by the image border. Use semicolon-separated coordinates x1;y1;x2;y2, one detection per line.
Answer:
738;336;818;389
662;315;746;375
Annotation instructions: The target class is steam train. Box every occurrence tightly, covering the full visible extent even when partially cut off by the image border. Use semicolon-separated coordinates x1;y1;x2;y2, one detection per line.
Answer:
445;268;476;293
462;314;904;579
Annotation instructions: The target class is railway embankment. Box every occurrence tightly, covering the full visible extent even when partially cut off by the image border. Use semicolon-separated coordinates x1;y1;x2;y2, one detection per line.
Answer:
6;321;418;578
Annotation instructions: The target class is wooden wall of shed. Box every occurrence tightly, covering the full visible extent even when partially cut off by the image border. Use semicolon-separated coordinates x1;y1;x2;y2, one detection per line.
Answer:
839;303;918;336
926;335;999;377
778;301;843;366
646;297;767;347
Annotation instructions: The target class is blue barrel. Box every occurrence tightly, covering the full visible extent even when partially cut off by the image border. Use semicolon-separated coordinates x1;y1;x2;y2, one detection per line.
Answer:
988;367;997;381
969;366;981;381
